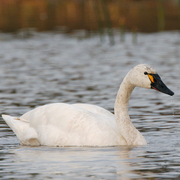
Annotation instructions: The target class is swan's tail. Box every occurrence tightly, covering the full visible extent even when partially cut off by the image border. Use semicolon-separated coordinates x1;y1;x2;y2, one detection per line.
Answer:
2;114;40;146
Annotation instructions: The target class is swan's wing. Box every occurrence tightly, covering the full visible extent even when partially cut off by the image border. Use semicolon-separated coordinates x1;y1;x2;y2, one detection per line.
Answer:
19;103;124;146
21;103;114;128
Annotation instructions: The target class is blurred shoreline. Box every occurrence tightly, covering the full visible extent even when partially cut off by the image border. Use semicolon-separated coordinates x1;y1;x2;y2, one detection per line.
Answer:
0;0;180;33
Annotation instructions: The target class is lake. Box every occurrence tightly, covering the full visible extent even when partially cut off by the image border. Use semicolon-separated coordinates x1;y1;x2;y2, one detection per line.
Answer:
0;31;180;179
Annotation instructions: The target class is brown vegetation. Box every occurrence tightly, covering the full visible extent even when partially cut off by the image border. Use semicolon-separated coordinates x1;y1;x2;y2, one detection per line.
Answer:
0;0;180;33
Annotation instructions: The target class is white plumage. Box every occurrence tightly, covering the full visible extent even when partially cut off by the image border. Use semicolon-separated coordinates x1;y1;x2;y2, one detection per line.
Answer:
2;64;173;146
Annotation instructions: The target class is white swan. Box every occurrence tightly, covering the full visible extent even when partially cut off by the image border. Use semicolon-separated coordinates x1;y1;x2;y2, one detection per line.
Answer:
2;64;174;146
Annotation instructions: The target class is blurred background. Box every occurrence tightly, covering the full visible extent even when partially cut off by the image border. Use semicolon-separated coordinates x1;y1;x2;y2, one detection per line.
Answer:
0;0;180;36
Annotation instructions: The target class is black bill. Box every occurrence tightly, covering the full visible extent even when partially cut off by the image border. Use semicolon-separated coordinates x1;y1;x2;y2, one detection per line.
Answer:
148;74;174;96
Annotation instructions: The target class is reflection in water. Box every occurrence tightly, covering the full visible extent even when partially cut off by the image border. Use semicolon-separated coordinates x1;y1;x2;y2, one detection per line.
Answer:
1;146;140;179
0;31;180;179
2;145;179;179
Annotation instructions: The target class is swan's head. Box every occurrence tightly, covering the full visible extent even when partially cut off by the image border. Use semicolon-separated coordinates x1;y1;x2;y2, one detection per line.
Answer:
129;64;174;96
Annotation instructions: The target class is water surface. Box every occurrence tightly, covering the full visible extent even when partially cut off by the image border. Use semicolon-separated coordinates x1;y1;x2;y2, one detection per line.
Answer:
0;31;180;179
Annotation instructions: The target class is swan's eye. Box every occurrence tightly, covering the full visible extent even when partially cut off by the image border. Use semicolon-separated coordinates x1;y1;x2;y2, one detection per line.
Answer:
144;72;148;75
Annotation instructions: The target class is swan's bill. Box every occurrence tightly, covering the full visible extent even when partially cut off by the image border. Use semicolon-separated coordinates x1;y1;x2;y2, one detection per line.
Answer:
148;73;174;96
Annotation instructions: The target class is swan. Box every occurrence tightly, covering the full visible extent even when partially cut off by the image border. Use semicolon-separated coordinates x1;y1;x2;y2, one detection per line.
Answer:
2;64;174;146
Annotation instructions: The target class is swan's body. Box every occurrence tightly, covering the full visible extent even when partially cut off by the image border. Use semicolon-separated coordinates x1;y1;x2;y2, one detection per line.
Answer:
2;64;174;146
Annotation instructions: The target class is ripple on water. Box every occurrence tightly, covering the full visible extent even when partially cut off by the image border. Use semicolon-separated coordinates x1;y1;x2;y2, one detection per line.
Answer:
0;31;180;179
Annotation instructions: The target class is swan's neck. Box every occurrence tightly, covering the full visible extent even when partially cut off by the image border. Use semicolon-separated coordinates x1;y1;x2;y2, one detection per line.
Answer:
115;75;146;145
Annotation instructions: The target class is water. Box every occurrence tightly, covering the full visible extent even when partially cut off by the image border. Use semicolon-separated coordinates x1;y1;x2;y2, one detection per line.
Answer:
0;31;180;179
